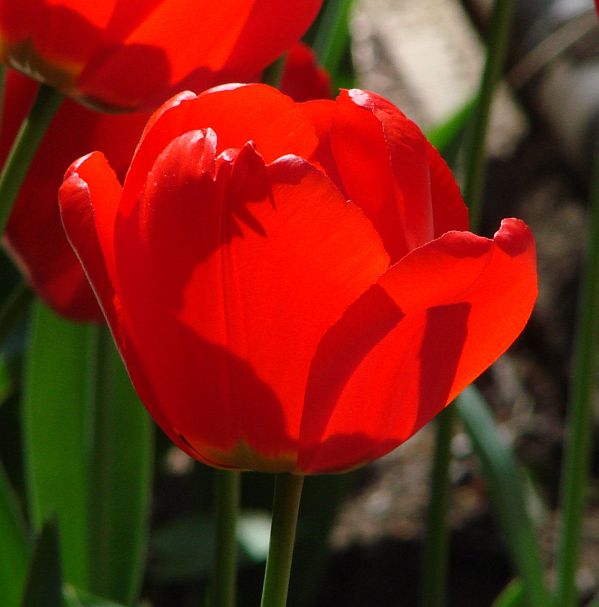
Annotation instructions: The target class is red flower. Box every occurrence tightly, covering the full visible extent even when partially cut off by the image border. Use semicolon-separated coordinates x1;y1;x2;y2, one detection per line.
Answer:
280;43;332;102
59;85;537;473
1;69;149;320
0;0;322;111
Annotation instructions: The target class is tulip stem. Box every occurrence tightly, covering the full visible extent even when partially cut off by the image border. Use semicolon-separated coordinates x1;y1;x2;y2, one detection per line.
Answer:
212;469;241;607
461;0;517;230
420;407;454;607
554;144;599;607
260;474;304;607
262;54;288;88
312;0;354;74
0;84;63;236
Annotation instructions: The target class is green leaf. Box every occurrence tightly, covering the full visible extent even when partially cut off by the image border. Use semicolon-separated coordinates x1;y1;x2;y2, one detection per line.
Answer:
22;300;93;588
22;305;152;603
87;327;153;605
63;585;126;607
491;579;526;607
20;518;62;607
312;0;354;76
456;386;550;606
0;461;30;607
425;99;475;153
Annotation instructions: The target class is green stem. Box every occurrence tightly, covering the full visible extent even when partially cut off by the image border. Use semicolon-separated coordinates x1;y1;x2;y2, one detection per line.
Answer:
420;407;454;607
262;54;288;88
421;2;517;604
462;0;517;230
0;84;63;235
260;474;304;607
212;470;240;607
312;0;354;74
554;145;599;606
0;281;31;344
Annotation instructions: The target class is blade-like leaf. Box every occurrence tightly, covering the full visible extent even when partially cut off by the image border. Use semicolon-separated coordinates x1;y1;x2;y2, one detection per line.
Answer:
456;386;550;606
425;99;475;154
22;300;92;588
0;461;30;607
20;518;62;607
312;0;354;76
491;579;525;607
87;327;153;604
63;585;126;607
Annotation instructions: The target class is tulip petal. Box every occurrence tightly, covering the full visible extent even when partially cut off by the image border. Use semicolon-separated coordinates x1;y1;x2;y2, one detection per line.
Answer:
345;89;469;236
59;152;122;328
222;0;323;76
299;218;536;472
114;138;390;470
303;90;469;263
0;1;324;110
76;0;322;108
121;85;318;218
279;43;332;102
82;0;323;109
59;150;179;446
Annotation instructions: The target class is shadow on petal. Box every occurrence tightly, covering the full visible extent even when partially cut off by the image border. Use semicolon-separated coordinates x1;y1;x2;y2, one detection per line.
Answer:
413;302;471;432
299;285;404;460
298;301;470;473
121;303;298;471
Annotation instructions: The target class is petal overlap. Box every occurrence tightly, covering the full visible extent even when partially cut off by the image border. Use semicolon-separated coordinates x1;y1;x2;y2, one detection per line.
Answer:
59;85;538;473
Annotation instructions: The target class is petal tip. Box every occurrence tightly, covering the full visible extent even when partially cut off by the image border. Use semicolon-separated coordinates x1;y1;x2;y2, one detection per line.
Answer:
494;217;535;257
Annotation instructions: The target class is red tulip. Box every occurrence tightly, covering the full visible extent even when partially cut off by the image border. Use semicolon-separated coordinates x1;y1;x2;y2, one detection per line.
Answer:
0;0;322;111
280;43;332;102
59;84;537;473
1;69;149;321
